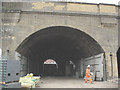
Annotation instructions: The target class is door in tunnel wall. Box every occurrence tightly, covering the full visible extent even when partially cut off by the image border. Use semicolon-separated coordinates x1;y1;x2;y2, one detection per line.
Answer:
83;53;104;81
65;61;75;76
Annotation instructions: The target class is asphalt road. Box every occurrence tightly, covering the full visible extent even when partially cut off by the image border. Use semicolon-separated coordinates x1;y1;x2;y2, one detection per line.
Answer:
37;76;119;88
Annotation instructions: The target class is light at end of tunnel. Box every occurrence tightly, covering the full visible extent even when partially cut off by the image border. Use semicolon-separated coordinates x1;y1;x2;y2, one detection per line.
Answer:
44;59;57;64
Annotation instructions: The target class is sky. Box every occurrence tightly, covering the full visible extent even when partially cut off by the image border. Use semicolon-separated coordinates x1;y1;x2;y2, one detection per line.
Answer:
80;0;120;5
2;0;120;5
56;0;120;5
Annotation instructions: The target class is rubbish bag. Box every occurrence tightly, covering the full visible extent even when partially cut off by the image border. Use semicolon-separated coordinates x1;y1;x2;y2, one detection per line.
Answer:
19;73;40;88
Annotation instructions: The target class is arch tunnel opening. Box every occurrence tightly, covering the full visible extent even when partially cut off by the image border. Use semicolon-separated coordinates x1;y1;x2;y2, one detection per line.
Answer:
43;59;58;76
16;26;104;79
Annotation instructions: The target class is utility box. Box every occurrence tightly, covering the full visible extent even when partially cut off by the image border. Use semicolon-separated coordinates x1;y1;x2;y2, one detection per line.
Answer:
0;60;20;82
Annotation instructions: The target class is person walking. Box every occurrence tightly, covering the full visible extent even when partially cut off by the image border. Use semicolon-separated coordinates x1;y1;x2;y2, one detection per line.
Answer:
85;65;93;83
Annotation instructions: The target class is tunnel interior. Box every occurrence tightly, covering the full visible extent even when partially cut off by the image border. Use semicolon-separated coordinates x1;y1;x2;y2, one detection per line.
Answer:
43;64;58;76
16;26;104;77
117;47;120;78
43;59;58;76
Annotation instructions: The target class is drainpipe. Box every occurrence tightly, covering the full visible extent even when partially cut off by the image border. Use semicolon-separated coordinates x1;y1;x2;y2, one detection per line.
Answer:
0;2;2;89
110;52;113;78
0;1;2;60
103;53;107;81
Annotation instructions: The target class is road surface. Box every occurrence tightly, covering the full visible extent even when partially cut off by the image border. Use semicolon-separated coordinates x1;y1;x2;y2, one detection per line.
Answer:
36;76;119;88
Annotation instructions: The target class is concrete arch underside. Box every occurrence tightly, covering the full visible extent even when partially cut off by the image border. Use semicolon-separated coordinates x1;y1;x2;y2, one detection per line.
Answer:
16;26;105;80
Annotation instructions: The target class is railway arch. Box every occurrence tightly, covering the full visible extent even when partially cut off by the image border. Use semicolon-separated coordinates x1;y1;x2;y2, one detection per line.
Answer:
2;2;119;80
16;26;105;80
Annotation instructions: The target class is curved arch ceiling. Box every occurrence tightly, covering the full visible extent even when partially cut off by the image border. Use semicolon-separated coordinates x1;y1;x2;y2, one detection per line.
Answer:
16;26;104;63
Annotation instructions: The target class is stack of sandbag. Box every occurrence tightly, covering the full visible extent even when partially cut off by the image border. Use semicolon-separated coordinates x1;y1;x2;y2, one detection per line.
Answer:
19;73;40;88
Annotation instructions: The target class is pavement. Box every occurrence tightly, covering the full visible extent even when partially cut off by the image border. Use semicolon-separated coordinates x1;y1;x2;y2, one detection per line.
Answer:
37;76;119;88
